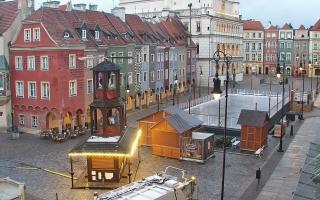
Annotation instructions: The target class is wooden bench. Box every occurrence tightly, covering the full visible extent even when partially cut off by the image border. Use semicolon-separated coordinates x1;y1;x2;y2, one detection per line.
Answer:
231;137;240;149
254;146;265;158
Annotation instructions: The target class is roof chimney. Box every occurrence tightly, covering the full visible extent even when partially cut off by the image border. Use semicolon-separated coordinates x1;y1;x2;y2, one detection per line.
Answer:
89;4;98;11
42;0;60;8
73;3;86;11
111;7;126;22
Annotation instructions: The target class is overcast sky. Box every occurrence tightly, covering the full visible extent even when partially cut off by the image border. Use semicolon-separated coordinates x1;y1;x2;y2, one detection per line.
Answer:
36;0;319;28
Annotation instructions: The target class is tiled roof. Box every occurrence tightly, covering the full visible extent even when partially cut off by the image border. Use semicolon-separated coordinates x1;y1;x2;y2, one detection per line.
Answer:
125;14;155;44
243;20;264;30
298;25;306;30
267;25;278;30
281;23;293;29
311;19;320;31
0;1;18;35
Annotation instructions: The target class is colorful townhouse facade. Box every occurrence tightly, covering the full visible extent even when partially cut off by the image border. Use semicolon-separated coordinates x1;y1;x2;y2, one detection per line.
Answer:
0;0;33;131
278;23;294;75
264;25;278;75
9;3;194;134
309;19;320;77
293;25;309;76
243;20;264;75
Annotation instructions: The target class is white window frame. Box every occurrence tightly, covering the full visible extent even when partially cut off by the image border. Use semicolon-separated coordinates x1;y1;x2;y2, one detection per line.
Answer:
15;56;23;70
87;57;94;68
87;79;93;94
31;116;39;128
16;81;24;98
41;82;50;100
165;69;169;80
19;115;25;126
28;81;36;99
40;56;49;71
0;73;4;90
151;54;155;62
157;70;160;80
27;56;35;71
82;29;87;40
151;71;155;82
69;80;77;96
128;72;133;84
24;28;31;42
143;71;147;82
69;54;76;68
118;52;124;64
95;30;100;40
128;52;133;64
33;28;40;41
136;73;141;83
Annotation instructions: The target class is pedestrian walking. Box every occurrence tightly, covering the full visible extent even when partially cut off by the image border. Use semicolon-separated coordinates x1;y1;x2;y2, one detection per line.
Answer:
256;168;261;185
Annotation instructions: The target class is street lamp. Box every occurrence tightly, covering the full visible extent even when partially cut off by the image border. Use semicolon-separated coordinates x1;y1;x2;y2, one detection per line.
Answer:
276;62;285;153
125;83;130;127
211;50;232;200
173;74;178;106
299;61;305;120
199;69;203;98
188;3;192;92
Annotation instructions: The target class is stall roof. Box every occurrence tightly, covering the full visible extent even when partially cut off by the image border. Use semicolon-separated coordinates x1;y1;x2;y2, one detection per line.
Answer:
69;127;140;157
164;106;202;127
165;114;193;134
92;60;120;72
237;109;269;128
90;100;124;109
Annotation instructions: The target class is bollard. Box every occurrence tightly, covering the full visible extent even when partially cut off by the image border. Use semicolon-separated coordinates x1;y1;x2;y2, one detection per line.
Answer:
290;124;293;136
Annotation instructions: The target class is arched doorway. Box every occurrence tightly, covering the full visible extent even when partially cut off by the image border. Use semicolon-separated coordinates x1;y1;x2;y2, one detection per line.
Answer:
64;112;72;129
46;112;58;129
76;109;83;128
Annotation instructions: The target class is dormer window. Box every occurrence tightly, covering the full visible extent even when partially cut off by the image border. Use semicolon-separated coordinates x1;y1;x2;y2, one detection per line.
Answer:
64;31;70;38
95;30;100;40
82;29;87;40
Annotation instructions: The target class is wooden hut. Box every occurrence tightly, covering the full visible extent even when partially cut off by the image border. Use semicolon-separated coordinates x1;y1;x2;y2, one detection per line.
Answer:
237;110;269;152
151;107;202;159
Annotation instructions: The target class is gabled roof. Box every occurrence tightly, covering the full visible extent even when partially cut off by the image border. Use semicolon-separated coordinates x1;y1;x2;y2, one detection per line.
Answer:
92;60;120;72
298;25;306;30
311;19;320;31
0;1;18;35
267;25;278;30
281;23;293;30
237;109;269;128
164;106;202;128
243;20;264;30
165;114;193;134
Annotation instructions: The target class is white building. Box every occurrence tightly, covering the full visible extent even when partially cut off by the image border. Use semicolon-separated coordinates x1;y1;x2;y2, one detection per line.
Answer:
119;0;243;88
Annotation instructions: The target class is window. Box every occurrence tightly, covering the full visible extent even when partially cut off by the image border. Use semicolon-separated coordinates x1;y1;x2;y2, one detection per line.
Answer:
287;32;292;39
15;56;23;70
69;80;77;96
245;43;249;51
165;69;169;80
128;52;133;64
24;29;31;42
280;52;285;61
98;55;104;64
143;53;147;62
314;43;318;50
95;30;100;40
33;28;40;41
69;54;76;68
252;54;256;61
280;32;285;39
252;33;256;38
258;33;262;38
165;52;168;61
258;43;262;50
160;53;164;62
280;42;285;49
179;54;182;61
87;79;93;94
0;73;4;90
161;69;164;80
151;54;155;62
87;57;94;68
157;70;160;80
31;116;39;128
111;52;117;63
41;82;50;100
28;81;36;98
16;81;24;98
136;73;140;83
82;29;87;40
118;52;123;64
287;42;292;49
40;56;49;70
252;43;256;50
19;115;25;126
196;22;201;32
258;54;262;61
272;33;276;38
286;53;291;61
143;71;147;82
245;54;249;61
266;33;271;38
128;72;133;84
157;53;160;62
313;54;318;62
27;56;35;70
151;71;155;81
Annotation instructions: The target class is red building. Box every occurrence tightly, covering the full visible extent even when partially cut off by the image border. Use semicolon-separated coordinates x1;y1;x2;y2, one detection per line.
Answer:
264;25;279;74
10;8;88;134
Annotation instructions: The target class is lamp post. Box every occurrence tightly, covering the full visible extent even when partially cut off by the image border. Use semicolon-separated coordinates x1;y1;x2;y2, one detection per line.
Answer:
188;3;192;92
199;69;203;98
299;60;305;120
173;74;178;106
276;61;285;153
211;50;232;200
125;84;130;127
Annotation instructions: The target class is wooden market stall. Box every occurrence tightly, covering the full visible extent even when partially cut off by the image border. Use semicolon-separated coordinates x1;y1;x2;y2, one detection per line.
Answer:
237;110;269;152
150;107;203;160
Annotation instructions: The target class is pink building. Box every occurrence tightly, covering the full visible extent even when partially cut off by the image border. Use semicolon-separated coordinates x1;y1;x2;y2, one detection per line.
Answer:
264;25;279;74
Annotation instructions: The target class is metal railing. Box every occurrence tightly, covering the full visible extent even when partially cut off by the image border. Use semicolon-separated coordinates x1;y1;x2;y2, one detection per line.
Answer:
179;94;214;111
